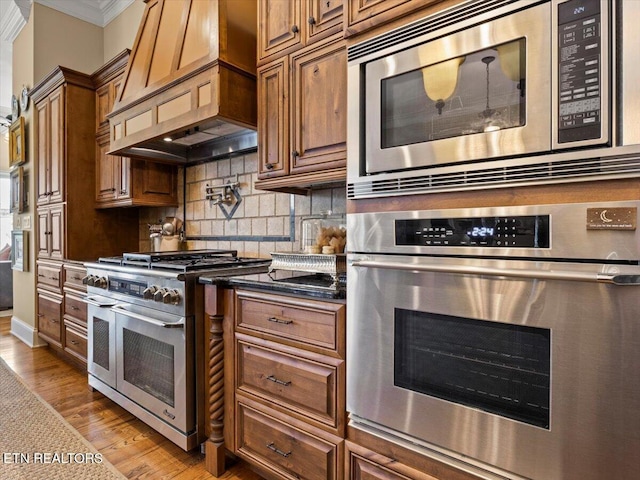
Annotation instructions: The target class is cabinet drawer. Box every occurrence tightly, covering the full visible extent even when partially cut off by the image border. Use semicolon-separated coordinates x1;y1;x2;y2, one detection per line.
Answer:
63;265;87;292
37;264;62;290
237;402;340;480
237;339;340;428
64;292;87;322
37;291;63;345
237;291;342;351
63;320;87;362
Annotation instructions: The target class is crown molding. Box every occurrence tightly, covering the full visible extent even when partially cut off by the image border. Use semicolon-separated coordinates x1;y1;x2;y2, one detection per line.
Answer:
0;0;28;43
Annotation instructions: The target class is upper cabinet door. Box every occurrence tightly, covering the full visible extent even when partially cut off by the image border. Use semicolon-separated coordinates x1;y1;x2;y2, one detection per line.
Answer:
306;0;343;43
290;36;347;174
258;0;303;62
35;85;65;206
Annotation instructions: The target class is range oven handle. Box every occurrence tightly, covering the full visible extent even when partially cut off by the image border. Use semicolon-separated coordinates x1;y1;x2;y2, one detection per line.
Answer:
351;260;640;285
111;304;185;329
83;295;117;308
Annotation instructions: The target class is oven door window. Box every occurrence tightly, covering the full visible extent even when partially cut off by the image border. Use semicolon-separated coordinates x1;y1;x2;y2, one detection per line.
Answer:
394;308;550;428
122;328;175;407
381;39;526;148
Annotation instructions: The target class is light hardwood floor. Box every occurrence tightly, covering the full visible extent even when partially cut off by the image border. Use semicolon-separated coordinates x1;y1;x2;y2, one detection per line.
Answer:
0;313;262;480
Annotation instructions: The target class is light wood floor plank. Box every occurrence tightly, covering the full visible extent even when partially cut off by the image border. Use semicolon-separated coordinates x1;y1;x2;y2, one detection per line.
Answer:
0;315;262;480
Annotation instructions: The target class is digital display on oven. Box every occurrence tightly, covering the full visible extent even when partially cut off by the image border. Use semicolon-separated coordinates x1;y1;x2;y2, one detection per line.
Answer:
395;215;550;248
109;277;148;297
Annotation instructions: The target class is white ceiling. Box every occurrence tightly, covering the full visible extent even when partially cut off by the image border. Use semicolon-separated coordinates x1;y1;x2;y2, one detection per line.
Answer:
0;0;135;124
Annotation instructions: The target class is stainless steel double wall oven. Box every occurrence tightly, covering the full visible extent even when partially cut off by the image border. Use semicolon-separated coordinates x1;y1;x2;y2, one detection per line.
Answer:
347;202;640;479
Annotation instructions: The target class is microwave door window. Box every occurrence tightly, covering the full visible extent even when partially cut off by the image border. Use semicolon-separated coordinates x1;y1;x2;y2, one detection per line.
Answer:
381;39;527;150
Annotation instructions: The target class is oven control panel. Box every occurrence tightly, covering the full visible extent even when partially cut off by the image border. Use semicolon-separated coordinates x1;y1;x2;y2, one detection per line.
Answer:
395;215;550;248
108;277;183;305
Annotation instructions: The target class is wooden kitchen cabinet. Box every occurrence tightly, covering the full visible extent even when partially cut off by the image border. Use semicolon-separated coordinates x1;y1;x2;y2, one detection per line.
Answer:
96;134;130;204
62;263;88;367
255;33;347;193
344;0;447;38
346;430;487;480
93;51;179;209
36;204;64;260
258;0;343;65
36;288;63;348
35;85;64;206
31;66;140;262
233;289;346;479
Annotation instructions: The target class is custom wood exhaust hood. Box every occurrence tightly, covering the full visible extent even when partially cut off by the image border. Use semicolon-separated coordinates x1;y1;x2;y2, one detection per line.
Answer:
107;0;257;164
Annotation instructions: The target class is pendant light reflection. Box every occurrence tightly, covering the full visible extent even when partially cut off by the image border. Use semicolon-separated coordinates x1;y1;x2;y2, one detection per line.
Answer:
419;53;465;115
476;55;507;132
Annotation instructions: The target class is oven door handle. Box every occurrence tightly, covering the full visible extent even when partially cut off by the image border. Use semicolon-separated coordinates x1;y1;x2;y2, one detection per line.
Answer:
351;260;640;285
83;295;118;308
111;304;185;328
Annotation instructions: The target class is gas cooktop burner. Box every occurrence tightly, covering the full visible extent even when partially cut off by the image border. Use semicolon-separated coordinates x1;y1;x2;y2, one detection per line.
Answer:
97;249;270;273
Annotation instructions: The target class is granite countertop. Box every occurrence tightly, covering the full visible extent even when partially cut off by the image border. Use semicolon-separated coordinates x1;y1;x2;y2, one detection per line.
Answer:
199;270;346;300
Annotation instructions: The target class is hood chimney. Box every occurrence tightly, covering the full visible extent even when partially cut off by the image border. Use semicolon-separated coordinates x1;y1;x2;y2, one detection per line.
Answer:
107;0;257;163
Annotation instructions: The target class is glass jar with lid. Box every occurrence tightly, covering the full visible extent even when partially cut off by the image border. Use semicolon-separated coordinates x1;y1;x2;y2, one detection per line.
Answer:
300;212;346;254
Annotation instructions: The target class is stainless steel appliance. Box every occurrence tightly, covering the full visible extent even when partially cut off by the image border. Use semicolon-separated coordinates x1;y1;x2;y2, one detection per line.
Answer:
84;250;270;451
347;201;640;480
347;0;640;198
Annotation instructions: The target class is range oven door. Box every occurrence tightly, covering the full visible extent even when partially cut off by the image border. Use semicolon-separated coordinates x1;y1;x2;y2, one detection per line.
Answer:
112;304;194;435
86;295;117;389
347;254;640;480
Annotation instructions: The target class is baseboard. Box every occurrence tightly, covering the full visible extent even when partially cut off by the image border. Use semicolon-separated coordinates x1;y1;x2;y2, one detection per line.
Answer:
11;315;49;348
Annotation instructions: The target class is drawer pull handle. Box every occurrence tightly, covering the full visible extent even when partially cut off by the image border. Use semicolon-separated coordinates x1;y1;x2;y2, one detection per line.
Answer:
70;305;79;310
267;317;293;325
266;442;291;458
70;340;79;345
266;375;291;387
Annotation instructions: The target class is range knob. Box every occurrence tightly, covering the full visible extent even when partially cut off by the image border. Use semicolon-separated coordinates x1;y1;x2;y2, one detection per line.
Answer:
94;277;108;289
162;289;181;304
81;275;92;285
143;286;158;300
153;288;168;302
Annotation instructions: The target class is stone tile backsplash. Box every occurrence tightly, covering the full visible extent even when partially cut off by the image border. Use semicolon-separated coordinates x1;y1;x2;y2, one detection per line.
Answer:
138;151;346;258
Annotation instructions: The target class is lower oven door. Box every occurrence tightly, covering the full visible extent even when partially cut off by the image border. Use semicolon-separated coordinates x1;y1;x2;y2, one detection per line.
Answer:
347;254;640;480
86;295;117;389
112;304;194;435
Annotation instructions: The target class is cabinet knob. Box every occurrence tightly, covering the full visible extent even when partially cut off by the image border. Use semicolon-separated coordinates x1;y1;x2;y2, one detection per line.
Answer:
292;150;299;158
110;188;116;192
308;16;316;25
291;25;299;33
265;162;274;170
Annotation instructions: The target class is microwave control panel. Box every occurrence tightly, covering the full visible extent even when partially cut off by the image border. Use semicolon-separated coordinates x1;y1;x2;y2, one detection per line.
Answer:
557;0;603;143
395;215;550;248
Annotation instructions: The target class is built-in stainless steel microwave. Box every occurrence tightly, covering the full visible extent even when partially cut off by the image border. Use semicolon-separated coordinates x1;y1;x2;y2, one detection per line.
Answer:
347;0;640;199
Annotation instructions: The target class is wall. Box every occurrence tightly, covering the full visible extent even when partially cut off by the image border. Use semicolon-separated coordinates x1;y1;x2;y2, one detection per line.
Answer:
32;4;103;81
138;152;347;256
102;0;145;63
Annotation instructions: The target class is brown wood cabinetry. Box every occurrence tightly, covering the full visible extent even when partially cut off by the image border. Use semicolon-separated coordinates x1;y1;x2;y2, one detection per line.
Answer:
233;289;346;479
255;0;346;193
31;66;140;262
258;0;344;65
62;263;88;367
93;51;178;209
255;33;347;193
344;0;447;38
202;285;346;478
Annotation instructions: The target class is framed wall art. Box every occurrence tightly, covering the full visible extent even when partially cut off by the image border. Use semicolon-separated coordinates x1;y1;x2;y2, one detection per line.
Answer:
9;166;26;213
9;116;25;168
11;230;28;272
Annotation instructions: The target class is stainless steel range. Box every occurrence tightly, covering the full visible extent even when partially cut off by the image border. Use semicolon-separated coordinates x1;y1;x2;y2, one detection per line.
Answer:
83;250;270;451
